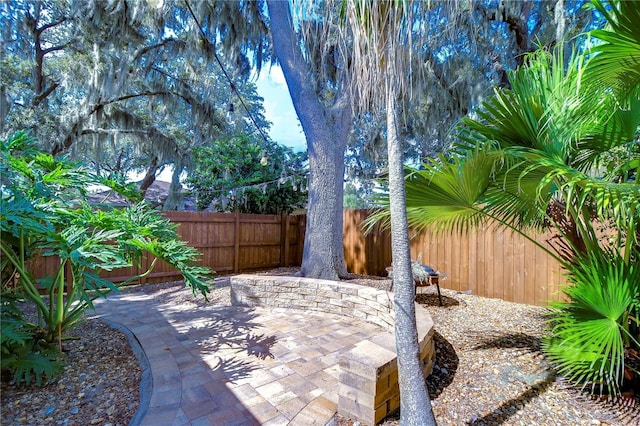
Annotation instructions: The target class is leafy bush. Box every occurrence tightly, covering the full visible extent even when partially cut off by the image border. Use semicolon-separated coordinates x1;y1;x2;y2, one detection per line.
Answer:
544;248;640;396
0;131;214;385
185;135;308;214
0;289;63;386
366;0;640;398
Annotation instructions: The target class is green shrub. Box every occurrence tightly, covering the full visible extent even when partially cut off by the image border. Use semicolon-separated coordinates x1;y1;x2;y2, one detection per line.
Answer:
0;131;214;385
543;248;640;396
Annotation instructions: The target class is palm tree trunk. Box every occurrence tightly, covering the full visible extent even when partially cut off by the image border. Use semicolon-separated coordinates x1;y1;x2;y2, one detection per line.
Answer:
386;88;437;425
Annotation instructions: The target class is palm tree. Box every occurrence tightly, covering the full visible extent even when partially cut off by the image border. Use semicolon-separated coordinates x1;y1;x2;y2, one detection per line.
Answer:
333;1;438;423
369;0;640;397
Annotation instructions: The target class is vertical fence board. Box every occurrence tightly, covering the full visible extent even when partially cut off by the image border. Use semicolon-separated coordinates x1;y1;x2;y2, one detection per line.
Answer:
456;231;467;293
281;214;290;267
468;229;478;295
233;212;240;273
503;229;515;304
534;233;548;305
31;211;306;289
492;225;504;300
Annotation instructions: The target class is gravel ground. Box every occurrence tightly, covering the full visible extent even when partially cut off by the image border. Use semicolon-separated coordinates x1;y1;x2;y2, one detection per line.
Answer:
0;317;141;426
2;271;638;426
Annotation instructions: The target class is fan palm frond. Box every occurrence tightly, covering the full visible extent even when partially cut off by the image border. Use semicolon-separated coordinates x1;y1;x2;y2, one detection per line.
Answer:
456;46;592;158
574;87;640;173
403;151;492;234
587;0;640;100
364;147;492;235
544;247;640;396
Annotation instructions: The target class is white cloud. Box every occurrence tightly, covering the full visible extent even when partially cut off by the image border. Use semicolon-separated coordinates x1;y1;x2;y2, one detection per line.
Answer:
258;64;287;87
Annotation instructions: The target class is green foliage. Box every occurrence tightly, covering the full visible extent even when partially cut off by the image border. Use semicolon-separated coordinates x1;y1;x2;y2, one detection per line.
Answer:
1;1;271;184
367;0;640;397
543;248;640;396
1;339;63;387
343;182;372;209
339;1;605;194
185;134;308;214
587;0;640;100
370;42;639;261
0;291;63;386
1;131;214;385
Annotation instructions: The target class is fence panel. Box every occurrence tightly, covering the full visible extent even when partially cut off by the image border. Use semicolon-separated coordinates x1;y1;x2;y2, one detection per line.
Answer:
30;211;306;287
342;209;565;306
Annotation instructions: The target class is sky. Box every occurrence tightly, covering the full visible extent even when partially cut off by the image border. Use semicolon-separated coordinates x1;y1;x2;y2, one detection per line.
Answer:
255;65;307;153
151;65;305;182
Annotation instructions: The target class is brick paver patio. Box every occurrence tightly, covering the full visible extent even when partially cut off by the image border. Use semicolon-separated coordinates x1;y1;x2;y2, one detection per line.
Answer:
93;290;385;425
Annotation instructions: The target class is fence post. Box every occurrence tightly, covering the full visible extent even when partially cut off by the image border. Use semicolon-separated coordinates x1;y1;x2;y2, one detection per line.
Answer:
281;214;290;267
233;211;240;273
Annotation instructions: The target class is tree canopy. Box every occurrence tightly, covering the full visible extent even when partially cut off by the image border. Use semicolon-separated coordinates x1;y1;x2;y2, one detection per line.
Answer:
1;0;272;193
185;134;308;214
341;0;605;202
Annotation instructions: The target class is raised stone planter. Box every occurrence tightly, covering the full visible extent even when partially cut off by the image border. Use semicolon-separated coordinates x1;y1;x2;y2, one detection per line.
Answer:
230;274;435;425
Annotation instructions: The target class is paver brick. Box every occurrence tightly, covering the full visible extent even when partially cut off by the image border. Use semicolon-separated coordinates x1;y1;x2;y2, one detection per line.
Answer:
202;380;231;399
274;396;306;419
278;372;308;389
255;380;285;400
181;384;212;405
149;387;181;407
339;341;397;380
98;275;436;426
245;400;281;424
304;396;337;419
182;400;218;420
261;413;290;426
140;402;180;426
337;395;375;426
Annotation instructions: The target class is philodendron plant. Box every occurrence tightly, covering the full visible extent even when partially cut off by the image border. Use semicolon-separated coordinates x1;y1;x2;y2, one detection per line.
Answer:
1;131;213;385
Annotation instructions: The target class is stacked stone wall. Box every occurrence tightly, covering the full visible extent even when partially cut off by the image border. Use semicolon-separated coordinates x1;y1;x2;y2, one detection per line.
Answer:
230;274;435;425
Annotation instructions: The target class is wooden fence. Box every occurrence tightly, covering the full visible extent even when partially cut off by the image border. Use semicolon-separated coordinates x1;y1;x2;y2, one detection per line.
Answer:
343;209;566;306
31;209;565;305
32;211;305;286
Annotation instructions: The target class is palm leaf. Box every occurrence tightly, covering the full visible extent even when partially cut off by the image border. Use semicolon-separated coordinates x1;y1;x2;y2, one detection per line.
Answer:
455;45;595;164
403;148;494;234
544;248;640;396
367;143;554;236
573;90;640;172
587;0;640;100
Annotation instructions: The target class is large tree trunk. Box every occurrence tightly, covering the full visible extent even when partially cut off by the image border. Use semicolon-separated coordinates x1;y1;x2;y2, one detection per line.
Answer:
386;90;437;425
163;161;184;210
139;155;159;193
267;0;351;280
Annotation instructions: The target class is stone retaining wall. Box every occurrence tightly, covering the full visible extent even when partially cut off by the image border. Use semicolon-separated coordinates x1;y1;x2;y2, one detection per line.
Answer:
230;274;436;425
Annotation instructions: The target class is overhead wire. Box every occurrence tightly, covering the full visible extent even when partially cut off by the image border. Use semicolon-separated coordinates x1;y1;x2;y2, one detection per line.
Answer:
183;0;272;146
181;0;308;208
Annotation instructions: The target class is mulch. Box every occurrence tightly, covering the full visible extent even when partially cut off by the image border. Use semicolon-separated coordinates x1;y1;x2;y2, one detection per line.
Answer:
2;270;638;426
